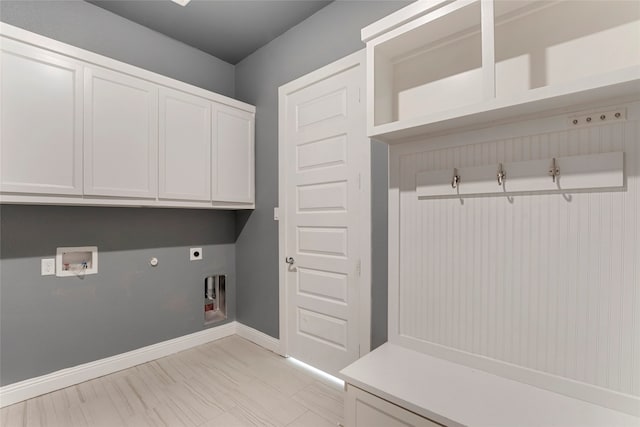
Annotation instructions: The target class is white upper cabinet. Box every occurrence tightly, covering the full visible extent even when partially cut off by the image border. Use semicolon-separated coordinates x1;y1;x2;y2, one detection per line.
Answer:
84;66;159;198
0;38;83;195
212;104;254;204
0;23;255;209
159;87;211;202
363;0;640;142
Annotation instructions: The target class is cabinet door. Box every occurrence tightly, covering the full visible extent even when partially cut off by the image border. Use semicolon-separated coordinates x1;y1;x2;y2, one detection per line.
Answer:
84;66;158;198
159;87;211;201
211;104;254;204
0;38;83;195
345;385;439;427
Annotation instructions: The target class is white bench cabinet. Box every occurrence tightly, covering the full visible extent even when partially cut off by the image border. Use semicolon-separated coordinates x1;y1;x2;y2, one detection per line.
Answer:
346;384;441;427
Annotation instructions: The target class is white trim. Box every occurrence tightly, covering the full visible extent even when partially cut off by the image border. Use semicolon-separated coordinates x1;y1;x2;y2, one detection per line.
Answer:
0;194;254;210
278;49;372;361
277;76;289;358
388;147;401;345
236;323;280;354
0;23;254;113
360;0;452;43
357;52;372;357
0;322;237;408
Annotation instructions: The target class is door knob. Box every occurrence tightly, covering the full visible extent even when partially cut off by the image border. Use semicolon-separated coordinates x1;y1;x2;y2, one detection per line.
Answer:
285;257;295;265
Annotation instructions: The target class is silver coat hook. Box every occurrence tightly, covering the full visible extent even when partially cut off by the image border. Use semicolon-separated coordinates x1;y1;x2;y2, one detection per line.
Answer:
451;168;460;189
549;158;560;182
497;163;506;186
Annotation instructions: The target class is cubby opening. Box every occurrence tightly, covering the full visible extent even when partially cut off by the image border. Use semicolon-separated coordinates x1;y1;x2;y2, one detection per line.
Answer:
204;274;226;324
494;0;640;99
373;0;482;126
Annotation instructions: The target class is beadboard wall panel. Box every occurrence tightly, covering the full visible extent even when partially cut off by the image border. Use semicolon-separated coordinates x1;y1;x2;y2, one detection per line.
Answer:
395;103;639;402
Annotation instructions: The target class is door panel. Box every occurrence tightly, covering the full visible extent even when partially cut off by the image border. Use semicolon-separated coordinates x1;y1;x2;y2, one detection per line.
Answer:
297;267;348;303
297;181;348;212
298;308;348;349
283;59;366;376
297;226;348;257
296;88;347;129
296;134;347;171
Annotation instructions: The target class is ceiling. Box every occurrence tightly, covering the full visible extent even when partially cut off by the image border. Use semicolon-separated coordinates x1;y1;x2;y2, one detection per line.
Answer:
88;0;333;64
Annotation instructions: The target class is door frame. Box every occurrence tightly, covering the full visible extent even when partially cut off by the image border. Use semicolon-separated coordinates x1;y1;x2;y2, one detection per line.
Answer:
277;49;371;362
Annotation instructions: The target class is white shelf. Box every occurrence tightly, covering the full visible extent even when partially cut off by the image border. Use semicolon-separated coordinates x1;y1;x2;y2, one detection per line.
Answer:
340;343;640;427
371;66;640;143
364;0;640;143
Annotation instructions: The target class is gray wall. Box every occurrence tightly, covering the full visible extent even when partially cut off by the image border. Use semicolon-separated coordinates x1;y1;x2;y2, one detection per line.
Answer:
234;0;409;349
0;1;237;386
0;206;236;386
0;0;234;96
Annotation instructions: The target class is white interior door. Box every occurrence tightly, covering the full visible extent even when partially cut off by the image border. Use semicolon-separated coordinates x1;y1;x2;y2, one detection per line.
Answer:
279;51;369;376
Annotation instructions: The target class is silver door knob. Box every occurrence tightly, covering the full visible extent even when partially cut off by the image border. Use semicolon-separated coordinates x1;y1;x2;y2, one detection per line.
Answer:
285;257;295;265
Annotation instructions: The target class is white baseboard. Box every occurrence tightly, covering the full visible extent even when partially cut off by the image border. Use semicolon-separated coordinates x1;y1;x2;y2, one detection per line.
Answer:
0;321;237;408
236;322;281;354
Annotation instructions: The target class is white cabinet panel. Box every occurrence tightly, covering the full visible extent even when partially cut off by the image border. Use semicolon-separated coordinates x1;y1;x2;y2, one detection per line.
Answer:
84;66;158;198
345;385;439;427
0;38;82;195
159;87;211;201
212;104;254;204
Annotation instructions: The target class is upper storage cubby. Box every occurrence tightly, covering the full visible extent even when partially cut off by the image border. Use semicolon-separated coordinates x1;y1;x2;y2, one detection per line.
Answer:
363;0;640;143
373;0;483;126
494;0;639;97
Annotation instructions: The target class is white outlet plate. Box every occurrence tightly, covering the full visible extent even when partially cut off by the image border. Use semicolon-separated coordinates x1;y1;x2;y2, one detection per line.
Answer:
568;108;626;127
190;248;203;261
41;258;55;276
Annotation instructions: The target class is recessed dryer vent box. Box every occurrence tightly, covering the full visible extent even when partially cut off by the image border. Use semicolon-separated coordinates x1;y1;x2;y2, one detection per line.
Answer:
56;246;98;277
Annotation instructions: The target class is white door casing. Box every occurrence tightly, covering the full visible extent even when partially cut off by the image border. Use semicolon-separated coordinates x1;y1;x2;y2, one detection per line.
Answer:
278;50;370;376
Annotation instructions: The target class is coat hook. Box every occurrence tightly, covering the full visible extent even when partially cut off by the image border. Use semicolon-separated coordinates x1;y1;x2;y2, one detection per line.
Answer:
497;163;506;186
548;158;560;183
451;168;460;189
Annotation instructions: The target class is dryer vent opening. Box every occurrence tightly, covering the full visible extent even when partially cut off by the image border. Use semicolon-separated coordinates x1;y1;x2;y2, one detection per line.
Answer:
204;275;226;324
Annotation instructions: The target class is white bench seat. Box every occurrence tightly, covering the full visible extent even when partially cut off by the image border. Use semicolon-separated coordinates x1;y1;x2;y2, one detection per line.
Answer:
340;343;639;427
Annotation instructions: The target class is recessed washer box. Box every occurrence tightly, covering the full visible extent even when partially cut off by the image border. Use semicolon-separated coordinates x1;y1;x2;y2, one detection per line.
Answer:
56;246;98;277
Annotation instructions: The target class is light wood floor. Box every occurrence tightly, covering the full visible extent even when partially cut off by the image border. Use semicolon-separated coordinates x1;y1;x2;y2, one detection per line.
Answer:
0;335;344;427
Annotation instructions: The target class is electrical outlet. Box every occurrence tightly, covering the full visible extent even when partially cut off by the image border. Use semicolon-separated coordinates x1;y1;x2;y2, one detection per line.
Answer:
568;108;625;127
190;248;203;261
41;258;55;276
